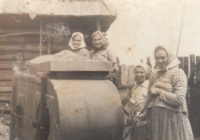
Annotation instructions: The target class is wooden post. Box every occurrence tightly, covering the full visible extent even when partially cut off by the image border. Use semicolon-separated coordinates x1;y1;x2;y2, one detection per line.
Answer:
39;21;43;56
146;57;152;68
10;75;17;140
119;64;127;86
48;38;51;55
176;0;187;56
184;56;189;77
96;19;101;31
196;56;200;64
127;65;135;85
190;54;195;78
39;75;47;140
178;57;184;69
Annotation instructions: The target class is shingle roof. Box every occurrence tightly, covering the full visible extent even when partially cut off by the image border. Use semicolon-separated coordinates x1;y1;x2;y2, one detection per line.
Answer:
0;0;117;19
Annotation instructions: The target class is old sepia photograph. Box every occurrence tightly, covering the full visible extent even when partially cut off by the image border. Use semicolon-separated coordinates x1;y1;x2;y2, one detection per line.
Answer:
0;0;199;140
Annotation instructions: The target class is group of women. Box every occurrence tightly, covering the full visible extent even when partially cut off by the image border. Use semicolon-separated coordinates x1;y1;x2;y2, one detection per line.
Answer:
55;31;118;71
127;46;194;140
59;30;194;140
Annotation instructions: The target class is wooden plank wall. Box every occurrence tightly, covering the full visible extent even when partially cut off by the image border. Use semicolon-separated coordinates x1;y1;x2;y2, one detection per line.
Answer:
0;28;68;112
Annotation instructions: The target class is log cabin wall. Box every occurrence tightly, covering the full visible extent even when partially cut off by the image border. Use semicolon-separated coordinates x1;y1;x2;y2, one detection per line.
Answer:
0;28;71;112
0;29;72;112
0;15;116;112
0;27;40;112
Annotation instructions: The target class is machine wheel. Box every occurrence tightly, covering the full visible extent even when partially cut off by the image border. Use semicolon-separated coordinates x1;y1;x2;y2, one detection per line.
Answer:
35;102;50;140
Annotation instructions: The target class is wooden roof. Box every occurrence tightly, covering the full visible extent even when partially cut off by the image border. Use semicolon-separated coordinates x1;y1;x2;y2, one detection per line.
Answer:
0;0;117;19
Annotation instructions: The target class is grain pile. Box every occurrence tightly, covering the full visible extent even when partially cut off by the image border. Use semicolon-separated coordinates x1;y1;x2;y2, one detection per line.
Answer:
29;55;55;63
54;50;80;60
29;50;86;64
14;50;90;75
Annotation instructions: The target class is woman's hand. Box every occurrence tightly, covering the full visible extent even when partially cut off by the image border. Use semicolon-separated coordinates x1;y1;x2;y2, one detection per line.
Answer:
133;113;146;122
105;72;118;79
150;87;161;96
130;98;136;105
153;81;167;89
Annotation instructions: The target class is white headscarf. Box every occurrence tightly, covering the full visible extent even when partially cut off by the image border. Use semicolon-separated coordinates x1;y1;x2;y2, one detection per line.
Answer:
68;32;86;50
134;63;152;79
154;46;180;71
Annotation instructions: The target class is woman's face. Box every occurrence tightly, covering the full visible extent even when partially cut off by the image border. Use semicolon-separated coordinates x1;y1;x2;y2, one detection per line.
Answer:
72;35;82;48
134;66;146;85
155;49;168;69
92;34;103;49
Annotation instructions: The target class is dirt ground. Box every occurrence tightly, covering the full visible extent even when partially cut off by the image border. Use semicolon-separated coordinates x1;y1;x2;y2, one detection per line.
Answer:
0;114;10;140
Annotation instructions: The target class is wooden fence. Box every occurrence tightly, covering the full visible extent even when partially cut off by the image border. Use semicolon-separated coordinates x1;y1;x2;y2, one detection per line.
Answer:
138;55;200;78
116;55;197;88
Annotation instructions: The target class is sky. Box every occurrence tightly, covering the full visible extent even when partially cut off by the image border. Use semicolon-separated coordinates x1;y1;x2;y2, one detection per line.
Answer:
106;0;200;65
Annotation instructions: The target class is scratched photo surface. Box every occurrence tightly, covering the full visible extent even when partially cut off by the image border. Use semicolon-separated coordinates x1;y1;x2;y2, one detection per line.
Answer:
0;0;199;140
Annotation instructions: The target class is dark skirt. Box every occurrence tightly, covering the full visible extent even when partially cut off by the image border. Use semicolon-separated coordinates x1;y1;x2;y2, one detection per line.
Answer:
147;106;194;140
130;123;147;140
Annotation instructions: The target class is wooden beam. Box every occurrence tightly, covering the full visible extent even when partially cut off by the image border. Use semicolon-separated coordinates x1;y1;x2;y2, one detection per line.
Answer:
184;57;189;77
0;93;11;105
0;53;39;60
0;54;15;60
0;81;13;86
117;64;127;86
96;18;101;31
196;56;200;64
0;93;12;97
146;57;152;68
127;65;134;85
0;97;11;102
176;0;187;56
39;21;43;56
0;61;14;70
0;36;39;43
0;28;39;34
190;54;195;78
0;106;10;112
0;44;66;54
102;0;118;16
0;73;13;81
0;32;39;38
0;45;41;53
50;61;112;72
178;57;184;69
0;86;12;93
48;38;51;55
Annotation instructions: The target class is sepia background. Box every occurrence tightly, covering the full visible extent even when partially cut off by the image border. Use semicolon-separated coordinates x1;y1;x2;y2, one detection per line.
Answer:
0;0;199;139
107;0;200;65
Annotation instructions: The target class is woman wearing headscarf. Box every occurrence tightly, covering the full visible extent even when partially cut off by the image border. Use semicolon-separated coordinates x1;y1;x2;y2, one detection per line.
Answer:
135;46;194;140
55;32;90;60
127;63;151;140
90;31;119;72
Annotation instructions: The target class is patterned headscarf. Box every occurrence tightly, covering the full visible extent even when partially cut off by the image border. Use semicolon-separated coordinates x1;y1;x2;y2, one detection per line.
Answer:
68;32;86;50
154;46;180;70
134;63;152;79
